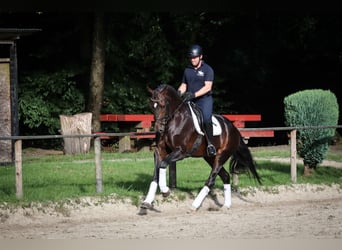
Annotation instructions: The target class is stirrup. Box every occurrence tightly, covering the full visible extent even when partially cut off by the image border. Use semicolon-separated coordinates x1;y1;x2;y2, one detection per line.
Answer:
207;144;216;156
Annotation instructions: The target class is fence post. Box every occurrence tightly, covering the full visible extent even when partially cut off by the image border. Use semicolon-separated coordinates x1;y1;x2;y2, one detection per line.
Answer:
94;137;103;193
119;136;131;152
233;174;239;186
15;139;23;199
290;129;297;183
169;162;177;189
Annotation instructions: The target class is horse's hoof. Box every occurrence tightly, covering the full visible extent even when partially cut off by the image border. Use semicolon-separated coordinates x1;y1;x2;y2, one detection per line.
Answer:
138;208;147;215
223;204;231;209
161;190;171;198
187;206;198;214
140;202;153;210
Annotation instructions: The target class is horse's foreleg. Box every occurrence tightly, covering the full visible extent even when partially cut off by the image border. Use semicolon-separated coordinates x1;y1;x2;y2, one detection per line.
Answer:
142;147;185;209
158;147;185;197
158;167;170;196
141;181;158;208
141;155;160;208
142;162;173;208
223;184;231;208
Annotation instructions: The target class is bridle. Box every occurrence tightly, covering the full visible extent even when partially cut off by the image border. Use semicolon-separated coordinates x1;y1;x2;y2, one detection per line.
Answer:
149;85;204;157
150;96;170;134
150;93;183;135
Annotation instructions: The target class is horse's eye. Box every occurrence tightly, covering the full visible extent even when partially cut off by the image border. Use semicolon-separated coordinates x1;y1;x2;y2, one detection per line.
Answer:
153;102;158;108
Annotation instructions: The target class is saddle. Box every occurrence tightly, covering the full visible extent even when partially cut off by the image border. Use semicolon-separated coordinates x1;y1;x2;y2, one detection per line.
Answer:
187;102;222;136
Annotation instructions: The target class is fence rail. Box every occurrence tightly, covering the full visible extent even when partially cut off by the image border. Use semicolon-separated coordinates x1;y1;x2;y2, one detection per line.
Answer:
1;124;341;141
1;125;341;199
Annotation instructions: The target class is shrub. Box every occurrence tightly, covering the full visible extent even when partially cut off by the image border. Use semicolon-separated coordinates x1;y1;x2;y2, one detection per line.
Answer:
284;89;339;174
19;70;85;135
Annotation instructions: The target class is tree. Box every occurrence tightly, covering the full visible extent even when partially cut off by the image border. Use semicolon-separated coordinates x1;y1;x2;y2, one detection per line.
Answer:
88;12;105;133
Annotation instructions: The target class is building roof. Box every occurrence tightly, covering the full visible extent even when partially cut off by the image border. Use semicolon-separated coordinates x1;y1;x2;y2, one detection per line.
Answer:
0;28;41;41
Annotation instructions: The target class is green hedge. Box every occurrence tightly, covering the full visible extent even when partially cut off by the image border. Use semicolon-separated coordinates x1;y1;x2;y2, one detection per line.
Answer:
284;89;339;168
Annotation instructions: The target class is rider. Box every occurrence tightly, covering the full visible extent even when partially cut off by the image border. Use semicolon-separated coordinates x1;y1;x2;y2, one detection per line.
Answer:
178;44;217;156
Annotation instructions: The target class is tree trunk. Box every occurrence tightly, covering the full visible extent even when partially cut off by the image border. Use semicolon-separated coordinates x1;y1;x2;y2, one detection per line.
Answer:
60;113;92;155
303;164;315;176
89;12;105;133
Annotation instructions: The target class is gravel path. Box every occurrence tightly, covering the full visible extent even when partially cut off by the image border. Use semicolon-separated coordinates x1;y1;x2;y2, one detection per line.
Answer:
1;184;341;239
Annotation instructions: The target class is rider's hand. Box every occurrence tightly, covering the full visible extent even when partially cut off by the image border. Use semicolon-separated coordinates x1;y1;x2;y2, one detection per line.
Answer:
183;92;195;102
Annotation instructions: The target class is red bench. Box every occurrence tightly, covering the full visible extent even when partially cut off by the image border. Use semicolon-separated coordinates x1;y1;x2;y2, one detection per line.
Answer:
221;114;274;138
98;114;155;151
100;114;155;140
97;114;274;152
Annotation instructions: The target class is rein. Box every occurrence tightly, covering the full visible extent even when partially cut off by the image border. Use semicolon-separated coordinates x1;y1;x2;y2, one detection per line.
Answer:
151;97;184;134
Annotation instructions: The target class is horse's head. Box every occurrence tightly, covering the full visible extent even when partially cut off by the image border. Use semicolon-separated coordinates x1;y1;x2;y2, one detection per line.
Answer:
147;84;182;134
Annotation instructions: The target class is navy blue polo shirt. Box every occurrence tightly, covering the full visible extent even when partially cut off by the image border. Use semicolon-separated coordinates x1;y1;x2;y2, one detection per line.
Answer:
181;60;214;94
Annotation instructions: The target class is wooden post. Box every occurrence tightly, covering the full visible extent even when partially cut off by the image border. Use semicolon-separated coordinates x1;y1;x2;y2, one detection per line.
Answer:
169;162;177;189
135;122;151;152
94;137;103;193
59;112;92;155
119;135;131;152
233;173;239;186
290;129;297;183
15;139;23;199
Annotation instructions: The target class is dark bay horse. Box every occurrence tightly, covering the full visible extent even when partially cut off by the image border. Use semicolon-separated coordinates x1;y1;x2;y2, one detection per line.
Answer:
141;84;261;213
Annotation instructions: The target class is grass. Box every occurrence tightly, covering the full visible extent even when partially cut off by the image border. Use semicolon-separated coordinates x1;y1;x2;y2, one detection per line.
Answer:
0;144;341;207
250;143;342;162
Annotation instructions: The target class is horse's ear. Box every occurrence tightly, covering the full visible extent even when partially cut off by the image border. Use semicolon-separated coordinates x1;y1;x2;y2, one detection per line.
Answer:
146;84;153;95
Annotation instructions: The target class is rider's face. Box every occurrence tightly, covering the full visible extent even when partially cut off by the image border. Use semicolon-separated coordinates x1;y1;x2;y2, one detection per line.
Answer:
190;55;202;68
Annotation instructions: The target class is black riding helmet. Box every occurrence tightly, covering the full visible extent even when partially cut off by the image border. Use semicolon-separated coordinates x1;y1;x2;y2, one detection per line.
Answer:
188;44;203;58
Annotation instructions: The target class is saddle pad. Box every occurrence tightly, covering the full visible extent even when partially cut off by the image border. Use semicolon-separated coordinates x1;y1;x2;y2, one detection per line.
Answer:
188;103;222;136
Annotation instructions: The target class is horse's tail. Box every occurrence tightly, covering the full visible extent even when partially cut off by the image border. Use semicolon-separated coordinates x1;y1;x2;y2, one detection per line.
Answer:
229;136;262;184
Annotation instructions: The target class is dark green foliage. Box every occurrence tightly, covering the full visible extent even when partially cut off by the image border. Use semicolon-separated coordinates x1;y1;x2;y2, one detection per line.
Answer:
7;12;341;145
18;70;85;134
284;89;339;168
102;81;149;114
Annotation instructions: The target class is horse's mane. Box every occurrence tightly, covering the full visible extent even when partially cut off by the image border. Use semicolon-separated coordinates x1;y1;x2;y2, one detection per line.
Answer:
156;84;179;99
156;83;174;92
155;83;168;92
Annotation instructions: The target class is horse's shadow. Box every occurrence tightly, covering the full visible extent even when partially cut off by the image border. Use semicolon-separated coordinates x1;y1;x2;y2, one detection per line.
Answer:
110;170;260;216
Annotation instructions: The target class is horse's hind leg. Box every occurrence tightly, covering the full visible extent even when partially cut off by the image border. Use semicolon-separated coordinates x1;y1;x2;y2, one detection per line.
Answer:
192;185;210;210
191;162;222;210
218;167;232;208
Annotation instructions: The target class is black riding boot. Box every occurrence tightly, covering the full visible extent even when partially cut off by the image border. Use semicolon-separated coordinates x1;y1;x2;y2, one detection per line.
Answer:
204;121;216;156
